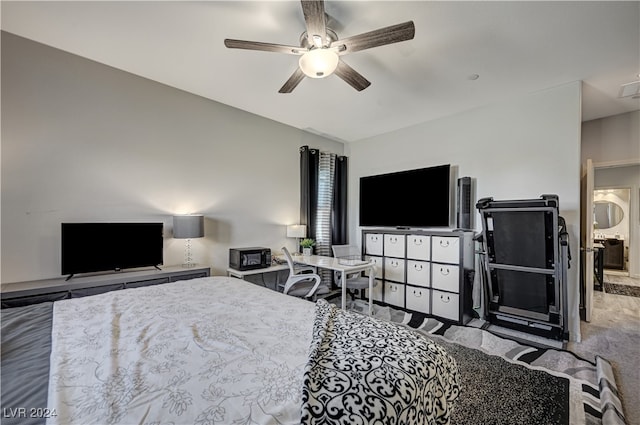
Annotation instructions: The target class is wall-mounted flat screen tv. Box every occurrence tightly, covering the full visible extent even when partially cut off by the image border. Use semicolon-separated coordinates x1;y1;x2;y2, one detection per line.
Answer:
359;164;451;228
61;222;164;277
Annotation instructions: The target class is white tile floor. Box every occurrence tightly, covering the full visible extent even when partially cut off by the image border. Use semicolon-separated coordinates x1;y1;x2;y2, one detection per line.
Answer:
605;272;640;287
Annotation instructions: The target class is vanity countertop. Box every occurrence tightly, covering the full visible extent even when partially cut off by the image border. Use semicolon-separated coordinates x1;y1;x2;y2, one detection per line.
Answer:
594;235;624;241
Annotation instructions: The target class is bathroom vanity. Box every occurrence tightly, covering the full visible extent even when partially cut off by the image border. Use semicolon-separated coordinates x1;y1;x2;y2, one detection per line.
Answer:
594;237;625;270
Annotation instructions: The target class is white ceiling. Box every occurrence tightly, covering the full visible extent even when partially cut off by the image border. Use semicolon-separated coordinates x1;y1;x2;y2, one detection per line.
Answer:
2;1;639;142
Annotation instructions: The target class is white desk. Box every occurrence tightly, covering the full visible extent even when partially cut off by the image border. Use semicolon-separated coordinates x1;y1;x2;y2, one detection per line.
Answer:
295;255;376;315
226;264;289;279
228;256;376;315
226;264;290;291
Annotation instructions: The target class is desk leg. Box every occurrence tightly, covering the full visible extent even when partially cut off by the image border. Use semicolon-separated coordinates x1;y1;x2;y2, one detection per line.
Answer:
368;267;373;316
341;272;347;310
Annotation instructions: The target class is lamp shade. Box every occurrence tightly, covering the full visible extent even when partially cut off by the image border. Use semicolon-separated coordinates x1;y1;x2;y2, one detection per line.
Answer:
286;224;306;238
173;215;204;239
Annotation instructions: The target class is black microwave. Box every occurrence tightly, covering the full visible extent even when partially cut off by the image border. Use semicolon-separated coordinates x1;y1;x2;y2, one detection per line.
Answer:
229;247;272;271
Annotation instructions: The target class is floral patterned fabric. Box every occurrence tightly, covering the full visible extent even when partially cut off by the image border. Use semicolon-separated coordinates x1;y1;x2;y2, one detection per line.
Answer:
46;277;316;425
301;300;460;425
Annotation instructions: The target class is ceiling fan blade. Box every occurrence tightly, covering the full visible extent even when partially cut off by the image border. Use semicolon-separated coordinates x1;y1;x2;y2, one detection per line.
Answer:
301;0;327;47
332;21;415;54
224;39;304;55
279;68;306;93
334;61;371;91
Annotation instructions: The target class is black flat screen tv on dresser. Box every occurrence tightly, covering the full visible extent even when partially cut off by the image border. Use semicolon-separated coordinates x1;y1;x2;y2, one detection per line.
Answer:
61;222;164;277
359;164;452;228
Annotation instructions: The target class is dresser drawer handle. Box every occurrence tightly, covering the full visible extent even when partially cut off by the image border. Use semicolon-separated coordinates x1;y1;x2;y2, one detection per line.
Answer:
414;264;423;271
413;238;423;245
389;236;397;244
440;267;450;276
440;294;451;303
390;261;399;268
439;240;450;248
413;290;423;297
390;285;398;292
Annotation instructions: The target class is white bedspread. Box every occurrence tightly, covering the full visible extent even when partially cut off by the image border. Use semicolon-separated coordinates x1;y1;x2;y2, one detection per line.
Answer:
47;276;316;425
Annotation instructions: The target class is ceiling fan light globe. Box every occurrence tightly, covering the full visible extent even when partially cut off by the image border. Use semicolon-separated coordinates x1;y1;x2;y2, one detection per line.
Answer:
299;49;339;79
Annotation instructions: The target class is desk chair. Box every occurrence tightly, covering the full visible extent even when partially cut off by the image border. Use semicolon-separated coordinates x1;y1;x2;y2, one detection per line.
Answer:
332;245;377;308
280;247;322;299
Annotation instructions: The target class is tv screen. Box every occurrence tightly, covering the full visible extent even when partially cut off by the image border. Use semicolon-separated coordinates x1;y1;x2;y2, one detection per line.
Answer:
61;222;164;276
359;164;451;228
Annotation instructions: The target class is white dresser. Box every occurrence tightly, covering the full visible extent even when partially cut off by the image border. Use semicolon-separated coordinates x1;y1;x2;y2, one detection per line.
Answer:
363;229;474;324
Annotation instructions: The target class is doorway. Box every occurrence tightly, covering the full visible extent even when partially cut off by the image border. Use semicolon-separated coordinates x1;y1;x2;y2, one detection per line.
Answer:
581;161;640;322
594;164;640;279
593;188;631;273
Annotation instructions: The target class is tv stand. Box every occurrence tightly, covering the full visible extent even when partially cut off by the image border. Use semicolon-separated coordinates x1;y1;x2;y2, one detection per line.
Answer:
65;264;164;281
1;265;210;308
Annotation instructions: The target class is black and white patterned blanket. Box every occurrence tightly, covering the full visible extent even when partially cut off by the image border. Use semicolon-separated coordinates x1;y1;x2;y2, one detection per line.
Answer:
301;300;460;425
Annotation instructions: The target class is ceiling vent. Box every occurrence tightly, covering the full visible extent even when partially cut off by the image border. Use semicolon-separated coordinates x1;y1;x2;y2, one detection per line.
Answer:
618;80;640;98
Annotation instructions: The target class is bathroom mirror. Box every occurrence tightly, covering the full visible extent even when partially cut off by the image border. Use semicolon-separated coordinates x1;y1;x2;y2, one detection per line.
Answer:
594;201;624;229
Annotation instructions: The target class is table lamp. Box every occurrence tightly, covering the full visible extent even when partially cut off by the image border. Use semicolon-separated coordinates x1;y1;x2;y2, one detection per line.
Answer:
286;224;306;254
173;214;205;267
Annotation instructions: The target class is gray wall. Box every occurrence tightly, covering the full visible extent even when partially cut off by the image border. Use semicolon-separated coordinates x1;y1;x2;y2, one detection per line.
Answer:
582;111;640;165
1;32;343;282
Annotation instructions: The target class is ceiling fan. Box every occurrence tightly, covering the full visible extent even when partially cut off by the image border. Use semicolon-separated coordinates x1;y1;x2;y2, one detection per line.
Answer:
224;0;415;93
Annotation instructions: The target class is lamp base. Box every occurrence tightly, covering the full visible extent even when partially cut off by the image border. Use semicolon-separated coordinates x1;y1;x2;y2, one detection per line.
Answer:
182;239;196;269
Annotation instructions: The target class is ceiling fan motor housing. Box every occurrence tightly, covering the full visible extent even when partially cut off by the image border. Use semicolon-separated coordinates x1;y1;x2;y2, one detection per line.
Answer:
299;28;338;49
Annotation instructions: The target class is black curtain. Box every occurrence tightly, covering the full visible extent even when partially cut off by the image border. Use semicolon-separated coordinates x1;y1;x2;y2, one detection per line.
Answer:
299;145;348;245
331;155;348;245
300;146;319;240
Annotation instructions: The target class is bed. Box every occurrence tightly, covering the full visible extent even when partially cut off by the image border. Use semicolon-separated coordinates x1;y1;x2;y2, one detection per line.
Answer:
1;276;459;425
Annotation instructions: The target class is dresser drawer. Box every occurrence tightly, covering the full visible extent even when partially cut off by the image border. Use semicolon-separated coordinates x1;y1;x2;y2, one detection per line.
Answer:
406;260;430;287
431;264;460;293
406;235;430;260
432;236;460;264
432;290;459;321
126;277;171;288
384;234;406;258
384;258;405;282
406;286;430;314
365;233;383;256
364;256;383;279
170;271;209;282
384;282;405;308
